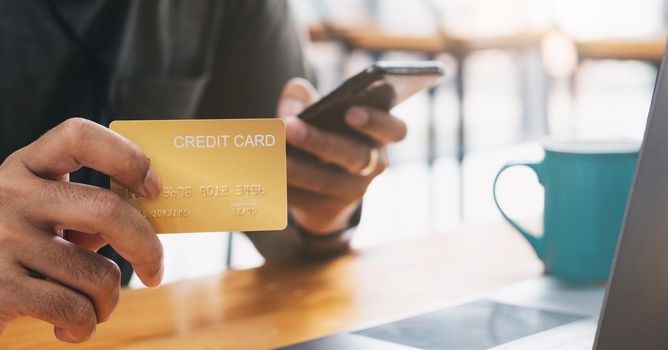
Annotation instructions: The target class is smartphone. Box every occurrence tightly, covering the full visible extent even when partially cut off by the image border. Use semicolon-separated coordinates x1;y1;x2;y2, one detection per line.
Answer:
298;61;445;139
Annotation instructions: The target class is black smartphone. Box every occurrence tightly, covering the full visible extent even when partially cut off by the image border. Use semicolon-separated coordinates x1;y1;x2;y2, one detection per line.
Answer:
298;61;445;139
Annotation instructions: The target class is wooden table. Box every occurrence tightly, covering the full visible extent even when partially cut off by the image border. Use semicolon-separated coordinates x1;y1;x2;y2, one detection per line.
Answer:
0;225;542;349
309;24;544;54
575;38;666;64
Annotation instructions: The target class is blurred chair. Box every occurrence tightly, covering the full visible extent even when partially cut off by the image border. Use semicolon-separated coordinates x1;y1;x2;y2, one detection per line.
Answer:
569;38;666;110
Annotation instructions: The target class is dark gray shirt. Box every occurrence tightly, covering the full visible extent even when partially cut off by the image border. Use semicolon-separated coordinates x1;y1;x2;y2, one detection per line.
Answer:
1;0;311;159
1;0;354;284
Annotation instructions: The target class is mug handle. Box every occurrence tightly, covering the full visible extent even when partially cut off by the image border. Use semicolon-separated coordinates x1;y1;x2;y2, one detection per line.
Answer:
493;162;545;259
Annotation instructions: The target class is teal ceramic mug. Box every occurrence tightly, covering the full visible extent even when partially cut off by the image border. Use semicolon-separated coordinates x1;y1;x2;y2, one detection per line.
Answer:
493;138;639;282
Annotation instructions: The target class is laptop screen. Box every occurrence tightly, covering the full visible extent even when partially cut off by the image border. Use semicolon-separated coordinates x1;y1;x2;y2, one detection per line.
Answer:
595;39;668;349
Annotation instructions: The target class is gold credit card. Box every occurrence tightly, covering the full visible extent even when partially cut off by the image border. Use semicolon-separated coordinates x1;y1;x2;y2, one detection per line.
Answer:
110;119;287;233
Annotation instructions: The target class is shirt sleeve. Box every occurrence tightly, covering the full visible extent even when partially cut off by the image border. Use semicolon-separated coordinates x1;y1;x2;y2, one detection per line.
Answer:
196;0;315;117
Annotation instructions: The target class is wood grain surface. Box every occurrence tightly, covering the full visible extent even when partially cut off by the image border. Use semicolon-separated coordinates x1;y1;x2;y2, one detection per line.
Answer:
0;225;542;349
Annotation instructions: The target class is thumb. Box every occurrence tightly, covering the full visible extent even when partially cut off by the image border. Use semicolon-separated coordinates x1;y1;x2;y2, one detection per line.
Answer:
277;97;305;118
277;77;320;118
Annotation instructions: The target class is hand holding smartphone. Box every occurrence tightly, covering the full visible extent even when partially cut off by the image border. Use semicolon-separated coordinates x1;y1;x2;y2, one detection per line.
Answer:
298;61;445;139
283;61;444;233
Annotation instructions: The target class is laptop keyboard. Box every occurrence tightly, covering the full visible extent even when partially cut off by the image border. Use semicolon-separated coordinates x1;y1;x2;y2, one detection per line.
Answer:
354;300;585;350
489;319;597;349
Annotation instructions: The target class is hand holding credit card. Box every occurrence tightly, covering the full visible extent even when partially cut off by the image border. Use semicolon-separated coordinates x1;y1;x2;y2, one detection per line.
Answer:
110;119;287;234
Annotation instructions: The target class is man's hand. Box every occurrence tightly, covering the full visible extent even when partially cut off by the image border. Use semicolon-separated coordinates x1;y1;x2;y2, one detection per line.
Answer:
277;78;407;234
0;118;164;343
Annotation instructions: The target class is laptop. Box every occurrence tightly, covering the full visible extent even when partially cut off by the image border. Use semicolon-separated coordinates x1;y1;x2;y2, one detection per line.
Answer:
281;43;668;350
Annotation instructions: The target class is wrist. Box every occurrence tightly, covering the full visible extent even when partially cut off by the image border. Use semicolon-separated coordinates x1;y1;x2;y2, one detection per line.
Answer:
288;205;362;259
290;203;362;240
291;202;362;236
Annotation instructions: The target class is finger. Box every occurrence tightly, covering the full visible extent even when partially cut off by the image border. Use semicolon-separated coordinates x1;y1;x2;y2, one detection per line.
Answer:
287;156;368;201
345;107;408;144
64;231;107;252
18;118;160;198
285;116;375;174
277;77;319;117
26;180;163;287
16;275;97;343
17;233;121;323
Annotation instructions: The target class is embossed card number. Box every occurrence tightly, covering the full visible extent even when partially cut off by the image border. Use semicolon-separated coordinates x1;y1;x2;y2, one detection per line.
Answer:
110;119;287;234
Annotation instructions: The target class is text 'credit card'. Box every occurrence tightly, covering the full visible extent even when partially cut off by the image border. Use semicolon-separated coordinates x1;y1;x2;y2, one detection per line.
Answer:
110;119;287;234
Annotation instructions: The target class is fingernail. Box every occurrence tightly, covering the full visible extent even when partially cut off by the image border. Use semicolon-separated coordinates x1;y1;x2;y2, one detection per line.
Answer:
149;263;164;288
347;107;369;126
55;328;74;342
278;98;305;117
56;327;92;343
133;186;149;198
285;116;307;142
143;167;161;198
